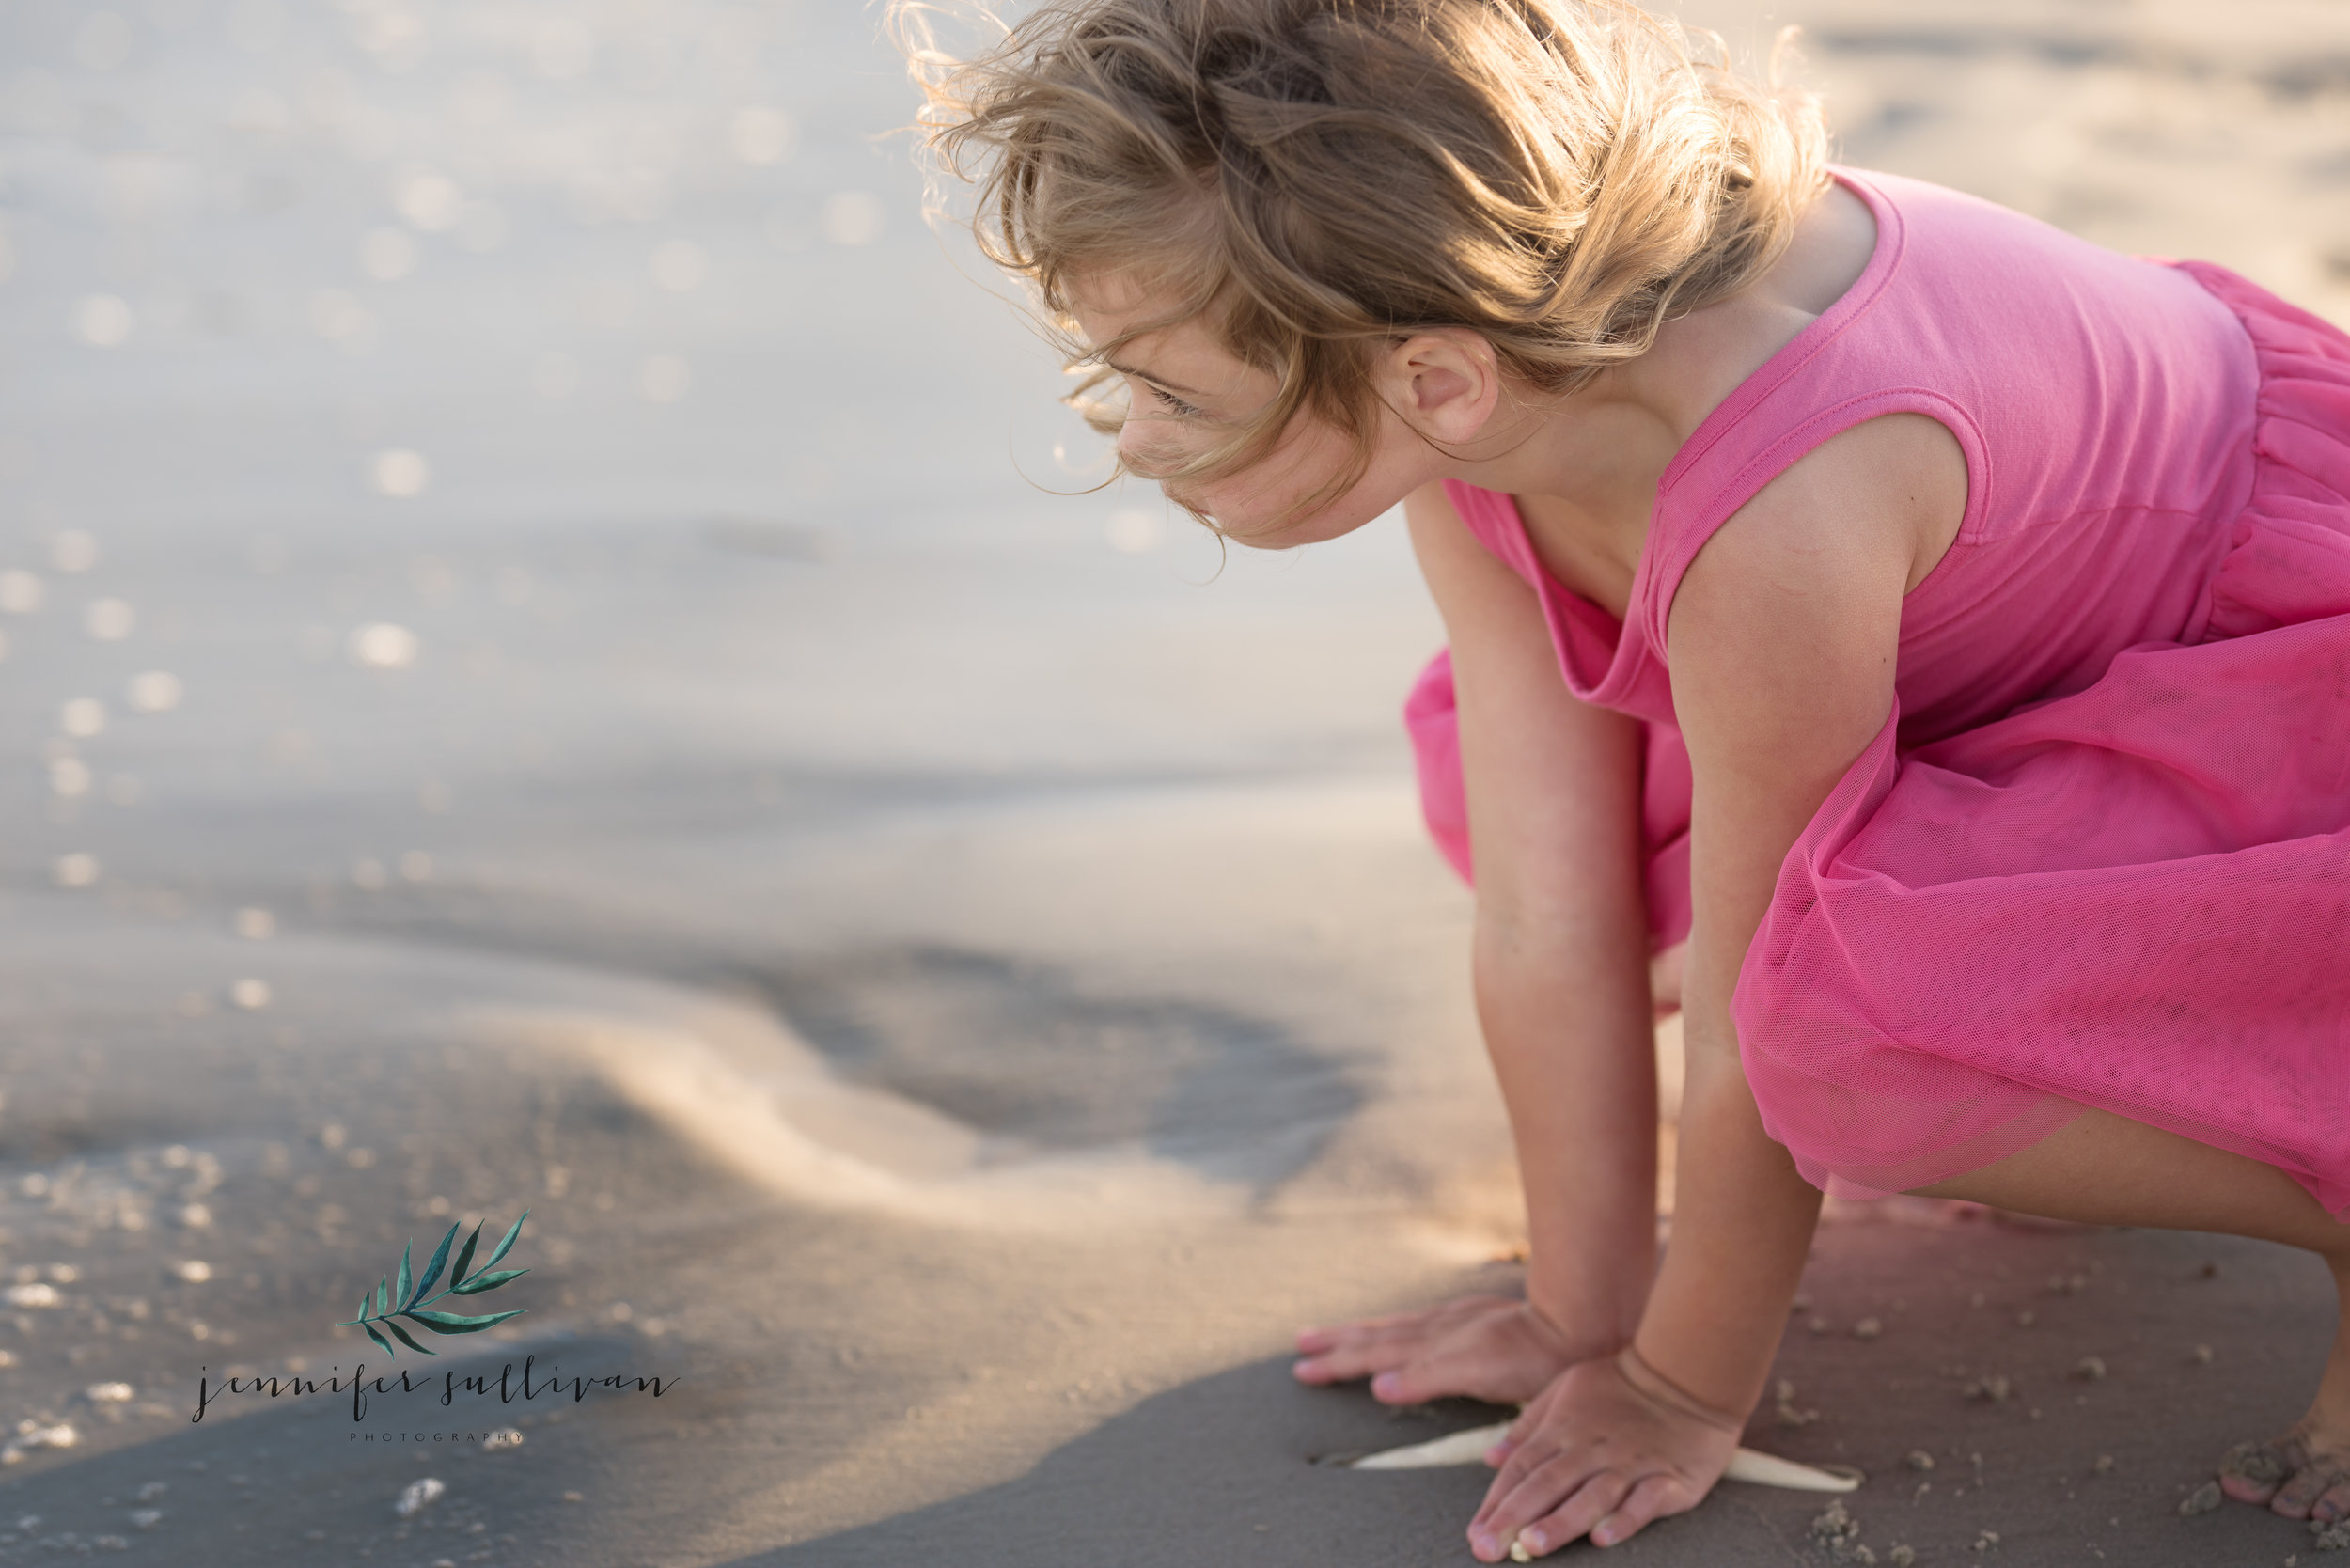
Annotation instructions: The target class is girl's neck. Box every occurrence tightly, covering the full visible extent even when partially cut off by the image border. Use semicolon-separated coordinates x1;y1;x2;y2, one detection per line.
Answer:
1437;180;1880;618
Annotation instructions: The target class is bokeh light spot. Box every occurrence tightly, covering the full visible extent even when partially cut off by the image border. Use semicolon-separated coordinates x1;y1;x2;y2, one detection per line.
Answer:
360;227;418;281
650;240;706;292
127;670;183;712
393;165;462;231
729;105;796;165
307;289;378;350
0;571;44;614
638;353;691;403
61;698;107;738
53;531;100;573
817;192;885;247
76;294;133;347
350;621;419;668
1105;510;1167;554
86;598;135;640
369;448;430;497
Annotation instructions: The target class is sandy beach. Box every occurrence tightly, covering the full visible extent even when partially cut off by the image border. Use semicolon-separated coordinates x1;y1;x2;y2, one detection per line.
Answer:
1;0;2347;1562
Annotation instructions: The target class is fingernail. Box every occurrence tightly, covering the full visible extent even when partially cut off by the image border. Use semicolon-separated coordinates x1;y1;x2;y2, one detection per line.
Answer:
1469;1529;1496;1556
1291;1359;1311;1376
1592;1526;1616;1546
1521;1528;1547;1553
1371;1372;1400;1397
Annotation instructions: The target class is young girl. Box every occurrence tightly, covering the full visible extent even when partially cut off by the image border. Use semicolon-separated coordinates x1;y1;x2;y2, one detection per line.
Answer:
902;0;2350;1557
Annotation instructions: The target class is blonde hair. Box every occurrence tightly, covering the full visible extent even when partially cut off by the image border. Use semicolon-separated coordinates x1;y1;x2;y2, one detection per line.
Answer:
900;0;1827;529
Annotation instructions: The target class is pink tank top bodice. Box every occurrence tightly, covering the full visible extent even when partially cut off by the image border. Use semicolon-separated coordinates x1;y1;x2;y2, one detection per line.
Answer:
1443;166;2263;747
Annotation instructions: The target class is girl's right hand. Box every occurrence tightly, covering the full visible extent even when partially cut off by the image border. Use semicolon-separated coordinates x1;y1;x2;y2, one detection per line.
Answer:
1292;1294;1590;1407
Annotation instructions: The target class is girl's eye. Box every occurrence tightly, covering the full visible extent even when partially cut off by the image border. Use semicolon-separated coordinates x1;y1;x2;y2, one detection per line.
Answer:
1146;384;1203;419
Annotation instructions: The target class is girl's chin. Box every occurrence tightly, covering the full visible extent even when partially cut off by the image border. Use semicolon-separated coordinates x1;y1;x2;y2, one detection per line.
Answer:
1192;500;1371;548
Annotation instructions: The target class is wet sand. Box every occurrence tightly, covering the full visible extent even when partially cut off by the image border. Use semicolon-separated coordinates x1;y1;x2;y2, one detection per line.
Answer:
0;1;2345;1563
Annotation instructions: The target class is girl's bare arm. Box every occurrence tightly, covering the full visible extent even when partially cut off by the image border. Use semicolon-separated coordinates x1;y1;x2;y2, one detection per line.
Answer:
1406;479;1662;1356
1640;412;1961;1415
1467;414;1964;1559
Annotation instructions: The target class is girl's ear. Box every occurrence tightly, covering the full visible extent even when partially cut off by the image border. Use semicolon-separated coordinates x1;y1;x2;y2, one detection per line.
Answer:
1377;330;1502;447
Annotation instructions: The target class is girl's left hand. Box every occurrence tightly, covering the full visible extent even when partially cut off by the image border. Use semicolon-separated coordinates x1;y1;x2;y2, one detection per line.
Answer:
1465;1349;1744;1560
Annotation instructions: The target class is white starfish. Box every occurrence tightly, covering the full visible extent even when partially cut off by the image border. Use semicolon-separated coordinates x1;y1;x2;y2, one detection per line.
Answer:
1349;1419;1861;1490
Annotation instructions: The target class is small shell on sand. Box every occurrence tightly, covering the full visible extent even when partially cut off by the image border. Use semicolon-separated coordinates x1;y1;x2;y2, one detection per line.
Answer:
394;1477;446;1518
2179;1480;2222;1516
1852;1317;1883;1341
2072;1356;2107;1382
1905;1450;1935;1472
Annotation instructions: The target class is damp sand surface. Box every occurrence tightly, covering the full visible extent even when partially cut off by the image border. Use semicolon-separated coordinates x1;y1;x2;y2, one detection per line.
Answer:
1;1;2346;1563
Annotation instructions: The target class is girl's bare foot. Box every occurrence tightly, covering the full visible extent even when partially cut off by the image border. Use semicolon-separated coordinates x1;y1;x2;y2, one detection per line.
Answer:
2219;1416;2350;1521
1292;1294;1593;1407
2217;1253;2350;1522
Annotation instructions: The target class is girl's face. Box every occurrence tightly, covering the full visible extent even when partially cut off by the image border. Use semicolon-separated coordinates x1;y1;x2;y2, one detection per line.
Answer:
1069;273;1445;547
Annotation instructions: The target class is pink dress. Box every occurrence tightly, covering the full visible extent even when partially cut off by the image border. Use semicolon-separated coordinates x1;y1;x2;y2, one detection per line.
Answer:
1404;167;2350;1215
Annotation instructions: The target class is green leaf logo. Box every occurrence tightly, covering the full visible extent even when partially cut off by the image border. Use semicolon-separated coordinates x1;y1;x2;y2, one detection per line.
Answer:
336;1211;530;1357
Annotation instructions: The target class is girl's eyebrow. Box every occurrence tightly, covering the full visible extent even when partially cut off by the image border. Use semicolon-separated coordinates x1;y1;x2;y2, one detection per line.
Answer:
1104;358;1208;399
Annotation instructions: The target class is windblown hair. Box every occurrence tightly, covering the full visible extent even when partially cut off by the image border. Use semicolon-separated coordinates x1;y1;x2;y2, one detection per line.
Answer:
900;0;1828;530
